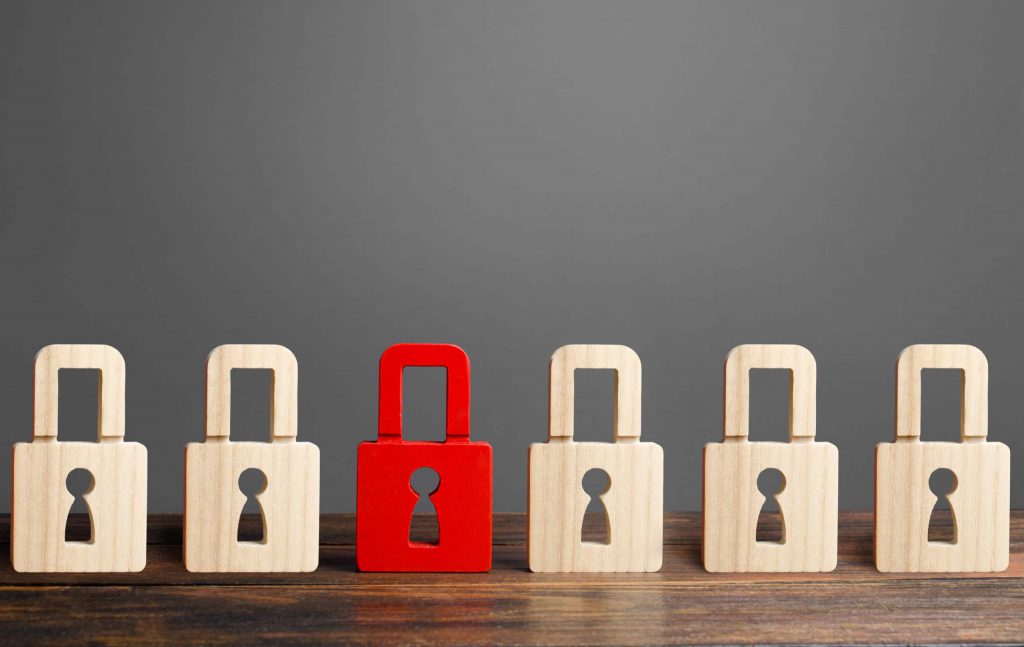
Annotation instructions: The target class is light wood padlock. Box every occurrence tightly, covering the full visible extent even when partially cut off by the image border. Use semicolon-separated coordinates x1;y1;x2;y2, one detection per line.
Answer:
11;344;147;572
528;344;663;573
875;344;1009;573
703;344;838;572
184;344;320;572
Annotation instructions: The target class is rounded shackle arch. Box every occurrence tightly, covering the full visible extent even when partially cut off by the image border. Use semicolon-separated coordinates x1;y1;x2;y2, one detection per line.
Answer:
377;343;471;442
33;344;126;442
205;344;298;442
895;344;988;441
548;344;642;442
723;344;816;441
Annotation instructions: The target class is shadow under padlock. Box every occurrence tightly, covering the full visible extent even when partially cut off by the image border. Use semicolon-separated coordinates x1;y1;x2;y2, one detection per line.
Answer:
356;343;493;572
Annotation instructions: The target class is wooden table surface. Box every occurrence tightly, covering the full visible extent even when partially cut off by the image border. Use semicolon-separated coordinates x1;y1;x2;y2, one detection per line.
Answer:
1;511;1022;645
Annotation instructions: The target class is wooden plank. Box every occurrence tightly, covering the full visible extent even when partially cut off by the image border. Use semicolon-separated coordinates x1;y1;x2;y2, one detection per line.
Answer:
0;513;1021;644
0;578;1022;644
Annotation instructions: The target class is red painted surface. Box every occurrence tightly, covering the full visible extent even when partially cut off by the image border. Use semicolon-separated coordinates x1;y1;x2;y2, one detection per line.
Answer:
356;343;493;572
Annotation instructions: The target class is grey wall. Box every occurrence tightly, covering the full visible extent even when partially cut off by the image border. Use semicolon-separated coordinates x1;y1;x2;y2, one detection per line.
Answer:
1;1;1022;512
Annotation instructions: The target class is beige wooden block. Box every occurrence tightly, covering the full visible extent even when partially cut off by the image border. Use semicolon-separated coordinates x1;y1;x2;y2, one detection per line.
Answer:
703;344;838;573
11;344;147;572
528;344;663;573
184;344;319;573
875;344;1010;573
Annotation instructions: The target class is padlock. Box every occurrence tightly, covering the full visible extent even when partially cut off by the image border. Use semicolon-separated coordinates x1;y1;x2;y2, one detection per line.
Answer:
875;344;1009;572
356;343;492;572
703;344;838;572
11;344;147;572
184;344;320;572
528;344;663;573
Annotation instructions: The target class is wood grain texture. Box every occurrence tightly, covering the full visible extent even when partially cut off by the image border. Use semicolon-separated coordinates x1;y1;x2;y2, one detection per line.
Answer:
184;345;319;572
2;512;1024;645
703;345;837;572
529;345;662;573
876;344;1010;572
548;344;641;441
11;345;147;572
529;442;663;572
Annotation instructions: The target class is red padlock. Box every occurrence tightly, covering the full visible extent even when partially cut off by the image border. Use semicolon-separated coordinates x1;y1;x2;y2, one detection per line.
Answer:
356;343;493;572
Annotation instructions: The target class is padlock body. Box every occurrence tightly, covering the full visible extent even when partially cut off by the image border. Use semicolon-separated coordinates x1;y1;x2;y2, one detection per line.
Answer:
356;440;492;572
528;441;663;573
875;440;1009;572
11;441;147;572
703;440;838;572
184;441;320;572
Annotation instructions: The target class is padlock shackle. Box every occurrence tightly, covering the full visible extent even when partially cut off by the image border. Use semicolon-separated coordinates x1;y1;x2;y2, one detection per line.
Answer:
33;344;126;442
895;344;988;441
205;344;298;441
723;344;816;441
378;343;471;442
548;344;642;442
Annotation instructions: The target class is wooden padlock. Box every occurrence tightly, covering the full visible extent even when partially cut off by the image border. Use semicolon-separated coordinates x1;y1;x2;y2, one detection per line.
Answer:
528;344;663;573
875;344;1010;572
703;344;838;572
184;344;320;572
11;344;147;572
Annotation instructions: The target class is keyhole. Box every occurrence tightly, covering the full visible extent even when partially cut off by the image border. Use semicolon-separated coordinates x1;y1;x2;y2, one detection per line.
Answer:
928;468;958;544
581;468;611;545
237;468;268;544
410;467;441;545
756;468;786;544
65;468;95;543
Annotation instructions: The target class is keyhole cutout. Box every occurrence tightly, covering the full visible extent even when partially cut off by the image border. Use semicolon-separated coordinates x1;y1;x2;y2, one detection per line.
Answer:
928;468;958;544
410;467;441;545
237;468;268;544
581;468;611;545
756;468;786;544
65;468;95;543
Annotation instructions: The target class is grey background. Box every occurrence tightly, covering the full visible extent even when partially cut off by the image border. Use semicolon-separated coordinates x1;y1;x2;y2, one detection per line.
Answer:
1;1;1022;513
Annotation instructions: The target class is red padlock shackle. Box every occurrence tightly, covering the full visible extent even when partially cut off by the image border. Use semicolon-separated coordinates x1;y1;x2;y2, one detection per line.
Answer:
378;343;470;442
